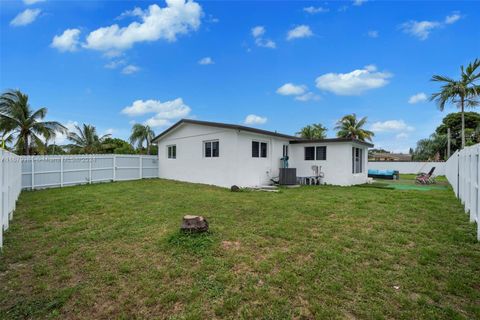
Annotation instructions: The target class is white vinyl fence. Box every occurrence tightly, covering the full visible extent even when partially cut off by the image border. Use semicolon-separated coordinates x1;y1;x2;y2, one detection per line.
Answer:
21;154;159;190
368;161;446;175
0;150;22;249
445;144;480;241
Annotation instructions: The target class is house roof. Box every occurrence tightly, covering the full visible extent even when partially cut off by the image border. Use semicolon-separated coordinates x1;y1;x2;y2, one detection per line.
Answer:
152;119;374;147
152;119;299;141
290;138;374;148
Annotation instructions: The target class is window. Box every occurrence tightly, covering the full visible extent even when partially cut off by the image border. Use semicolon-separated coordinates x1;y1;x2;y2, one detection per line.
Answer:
316;146;327;160
260;142;267;158
204;140;219;158
252;141;259;157
305;147;315;160
283;145;289;157
252;141;267;158
352;147;363;173
305;146;327;160
167;145;176;159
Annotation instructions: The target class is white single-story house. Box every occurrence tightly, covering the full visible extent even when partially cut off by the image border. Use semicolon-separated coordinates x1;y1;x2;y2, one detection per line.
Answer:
152;119;373;188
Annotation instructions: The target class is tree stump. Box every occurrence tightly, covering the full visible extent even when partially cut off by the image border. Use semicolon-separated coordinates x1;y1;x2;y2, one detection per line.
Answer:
180;215;209;233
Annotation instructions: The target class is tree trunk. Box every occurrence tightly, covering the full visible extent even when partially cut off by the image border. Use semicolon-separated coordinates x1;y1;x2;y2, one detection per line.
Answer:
24;134;29;156
461;97;465;149
146;141;150;155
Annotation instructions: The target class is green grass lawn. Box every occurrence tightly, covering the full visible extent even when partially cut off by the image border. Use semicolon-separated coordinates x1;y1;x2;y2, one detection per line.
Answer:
0;179;479;319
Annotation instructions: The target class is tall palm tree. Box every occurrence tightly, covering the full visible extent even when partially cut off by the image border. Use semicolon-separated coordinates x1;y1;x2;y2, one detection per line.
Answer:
431;58;480;149
296;123;327;139
335;114;374;142
67;124;111;154
0;90;66;155
129;124;155;154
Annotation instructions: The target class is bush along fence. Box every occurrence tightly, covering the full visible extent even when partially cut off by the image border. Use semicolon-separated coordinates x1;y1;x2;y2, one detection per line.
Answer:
445;143;480;241
21;154;159;190
0;150;22;249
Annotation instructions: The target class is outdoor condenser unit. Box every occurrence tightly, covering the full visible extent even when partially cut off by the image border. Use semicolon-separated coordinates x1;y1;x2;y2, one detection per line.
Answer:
279;168;297;185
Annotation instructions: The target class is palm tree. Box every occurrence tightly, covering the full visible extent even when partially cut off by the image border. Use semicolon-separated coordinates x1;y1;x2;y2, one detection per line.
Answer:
129;124;155;154
0;90;66;155
0;129;13;150
296;123;327;139
431;58;480;149
67;124;111;154
335;114;374;142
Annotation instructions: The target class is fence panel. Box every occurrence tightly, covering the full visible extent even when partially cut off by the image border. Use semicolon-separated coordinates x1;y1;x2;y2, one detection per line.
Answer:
0;150;22;249
445;144;480;240
21;154;159;190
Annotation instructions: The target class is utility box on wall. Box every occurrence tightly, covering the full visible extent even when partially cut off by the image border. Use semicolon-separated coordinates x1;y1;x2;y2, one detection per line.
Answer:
279;168;297;185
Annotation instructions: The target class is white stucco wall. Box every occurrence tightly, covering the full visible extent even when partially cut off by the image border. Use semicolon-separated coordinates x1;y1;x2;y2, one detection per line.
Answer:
157;123;370;187
157;123;290;187
289;141;368;186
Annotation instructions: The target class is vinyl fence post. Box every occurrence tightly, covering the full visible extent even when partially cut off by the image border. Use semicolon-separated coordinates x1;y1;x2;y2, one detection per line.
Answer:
89;155;92;184
0;151;3;249
31;157;35;190
113;155;116;182
60;156;64;188
139;156;143;180
469;147;477;222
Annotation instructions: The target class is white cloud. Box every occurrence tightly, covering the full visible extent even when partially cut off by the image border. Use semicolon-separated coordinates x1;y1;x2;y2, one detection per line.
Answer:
198;57;214;65
255;38;276;48
122;98;191;128
400;20;440;40
103;128;116;135
353;0;367;6
51;28;81;52
367;30;379;38
408;92;428;104
445;12;461;24
276;83;307;96
104;59;126;69
244;114;267;125
295;92;320;102
396;132;409;140
10;8;41;27
116;7;144;20
401;12;462;40
315;65;392;95
122;65;140;74
276;83;318;102
251;25;276;49
251;26;265;38
83;1;202;54
370;120;414;133
23;0;45;5
303;6;329;14
286;25;313;40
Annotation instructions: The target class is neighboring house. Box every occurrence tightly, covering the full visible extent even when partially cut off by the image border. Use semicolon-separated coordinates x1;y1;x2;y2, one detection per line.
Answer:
369;152;412;161
152;119;373;188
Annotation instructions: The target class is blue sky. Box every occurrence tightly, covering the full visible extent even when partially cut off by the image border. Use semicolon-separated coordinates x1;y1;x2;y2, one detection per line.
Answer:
1;0;479;152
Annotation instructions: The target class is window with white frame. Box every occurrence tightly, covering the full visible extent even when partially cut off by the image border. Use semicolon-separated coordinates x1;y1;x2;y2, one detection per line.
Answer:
167;145;176;159
305;146;327;160
204;140;219;158
352;147;363;173
252;141;268;158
